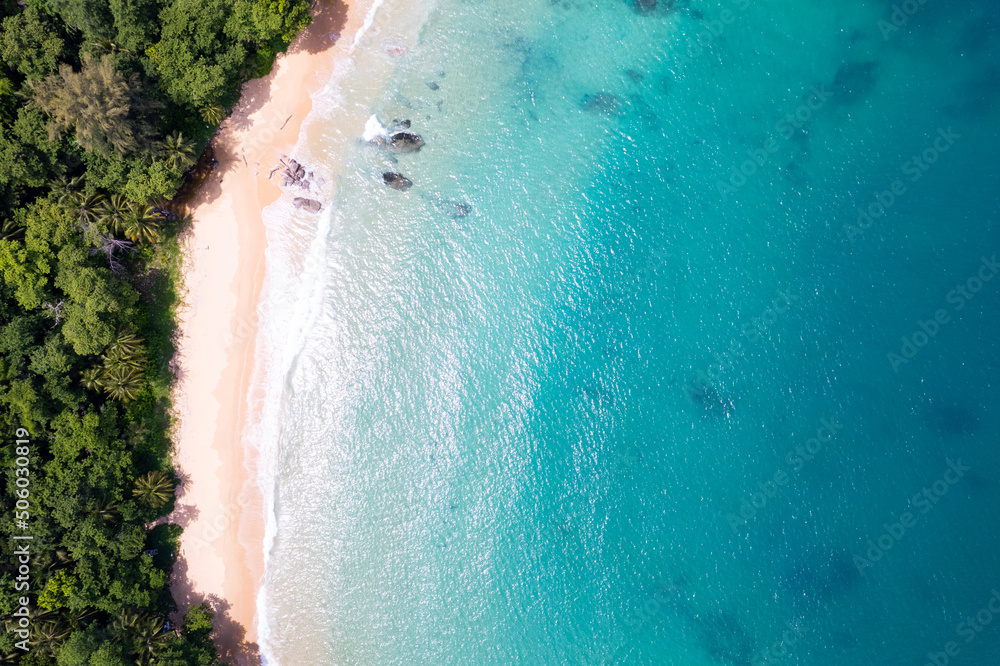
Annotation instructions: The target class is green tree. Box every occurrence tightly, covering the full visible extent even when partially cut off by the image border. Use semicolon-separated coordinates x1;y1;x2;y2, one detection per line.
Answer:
199;104;224;125
0;7;66;80
100;364;144;401
123;203;161;243
159;131;196;169
32;54;157;156
132;470;174;507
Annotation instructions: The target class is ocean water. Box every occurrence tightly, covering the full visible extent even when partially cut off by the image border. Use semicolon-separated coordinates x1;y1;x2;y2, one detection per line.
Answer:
253;0;1000;663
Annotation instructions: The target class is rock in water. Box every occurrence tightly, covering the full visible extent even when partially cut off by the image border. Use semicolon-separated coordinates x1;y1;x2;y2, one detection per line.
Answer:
433;199;472;218
635;0;656;11
383;172;413;190
388;132;425;153
293;198;323;213
581;92;621;116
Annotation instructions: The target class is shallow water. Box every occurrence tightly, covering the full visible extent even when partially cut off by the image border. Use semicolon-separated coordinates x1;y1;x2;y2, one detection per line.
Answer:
257;0;1000;663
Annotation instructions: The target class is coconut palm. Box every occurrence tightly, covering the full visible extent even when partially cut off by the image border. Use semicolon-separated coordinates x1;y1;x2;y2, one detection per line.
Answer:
81;366;103;391
134;615;168;665
90;500;120;525
104;325;145;369
124;203;161;243
74;191;105;228
100;193;131;235
0;219;24;241
90;36;120;55
51;174;85;205
160;130;196;169
132;470;175;508
30;617;71;657
100;363;144;401
199;104;224;125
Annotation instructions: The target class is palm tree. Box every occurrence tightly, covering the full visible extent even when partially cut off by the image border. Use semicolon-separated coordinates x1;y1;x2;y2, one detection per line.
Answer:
0;219;24;241
30;617;71;658
124;203;161;243
134;615;168;665
81;366;103;391
101;363;144;401
100;193;131;235
74;191;105;228
133;471;175;508
90;500;120;525
110;608;145;639
90;36;120;55
51;174;85;207
200;104;224;125
160;131;196;169
104;325;145;369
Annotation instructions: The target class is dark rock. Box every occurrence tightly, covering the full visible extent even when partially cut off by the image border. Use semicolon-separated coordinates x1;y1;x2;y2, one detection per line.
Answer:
831;61;878;104
383;172;413;190
581;92;621;115
390;118;412;131
426;81;440;90
388;131;425;153
688;382;734;416
433;199;471;218
293;198;322;213
635;0;656;11
626;69;644;82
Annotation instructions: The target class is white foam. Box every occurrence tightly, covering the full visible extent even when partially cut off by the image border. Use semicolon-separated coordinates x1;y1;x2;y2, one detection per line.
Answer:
351;0;385;52
362;114;389;142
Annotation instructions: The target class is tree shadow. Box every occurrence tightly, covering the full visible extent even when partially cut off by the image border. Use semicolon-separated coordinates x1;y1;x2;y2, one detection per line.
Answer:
170;557;262;666
227;0;349;133
290;0;349;56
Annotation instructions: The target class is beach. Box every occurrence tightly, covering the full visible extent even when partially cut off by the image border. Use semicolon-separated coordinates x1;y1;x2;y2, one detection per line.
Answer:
168;1;359;662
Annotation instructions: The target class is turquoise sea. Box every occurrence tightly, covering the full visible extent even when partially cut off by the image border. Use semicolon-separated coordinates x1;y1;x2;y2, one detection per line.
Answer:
254;0;1000;663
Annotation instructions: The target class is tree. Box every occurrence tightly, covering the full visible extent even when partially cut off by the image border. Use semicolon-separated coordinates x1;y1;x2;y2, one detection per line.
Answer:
123;203;161;243
0;219;24;241
0;107;65;194
100;364;144;401
0;7;66;80
31;54;157;156
72;191;105;229
159;131;196;169
199;104;224;126
99;194;131;235
132;471;174;507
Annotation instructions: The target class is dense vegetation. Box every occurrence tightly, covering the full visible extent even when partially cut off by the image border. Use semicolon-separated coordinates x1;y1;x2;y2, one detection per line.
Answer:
0;0;312;663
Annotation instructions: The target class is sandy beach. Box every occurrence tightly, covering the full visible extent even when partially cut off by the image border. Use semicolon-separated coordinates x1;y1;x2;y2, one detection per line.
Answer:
168;2;364;662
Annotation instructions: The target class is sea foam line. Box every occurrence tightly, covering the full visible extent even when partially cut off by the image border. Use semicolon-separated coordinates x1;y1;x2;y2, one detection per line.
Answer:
351;0;385;52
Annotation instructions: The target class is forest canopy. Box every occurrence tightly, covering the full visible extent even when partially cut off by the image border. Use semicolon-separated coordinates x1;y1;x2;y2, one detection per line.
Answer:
0;0;312;662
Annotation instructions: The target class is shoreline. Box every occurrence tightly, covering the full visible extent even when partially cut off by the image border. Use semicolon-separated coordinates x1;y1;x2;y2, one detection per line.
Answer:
168;2;358;662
